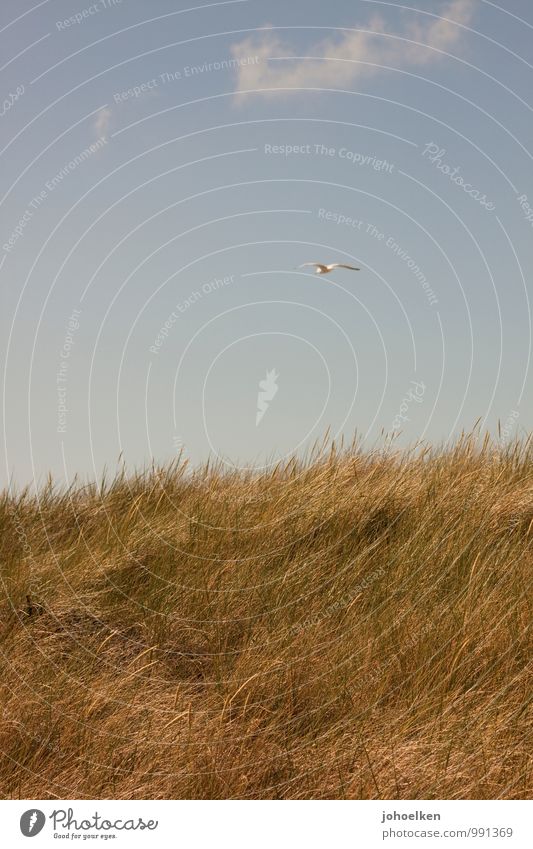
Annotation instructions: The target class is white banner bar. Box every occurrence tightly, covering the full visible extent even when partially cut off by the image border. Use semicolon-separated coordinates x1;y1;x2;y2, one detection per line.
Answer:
2;799;531;848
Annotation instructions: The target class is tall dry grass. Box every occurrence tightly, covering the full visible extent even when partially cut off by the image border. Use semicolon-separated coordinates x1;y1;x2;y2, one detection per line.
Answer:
0;435;531;799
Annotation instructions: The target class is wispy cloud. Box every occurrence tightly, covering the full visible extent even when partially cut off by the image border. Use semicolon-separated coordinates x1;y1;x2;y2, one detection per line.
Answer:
93;106;112;137
230;0;475;99
256;368;279;426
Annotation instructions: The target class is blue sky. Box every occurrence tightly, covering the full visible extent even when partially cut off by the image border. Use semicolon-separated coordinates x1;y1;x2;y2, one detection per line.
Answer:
1;0;533;488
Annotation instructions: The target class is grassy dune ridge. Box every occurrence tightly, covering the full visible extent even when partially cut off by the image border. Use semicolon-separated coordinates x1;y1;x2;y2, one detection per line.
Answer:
0;436;531;799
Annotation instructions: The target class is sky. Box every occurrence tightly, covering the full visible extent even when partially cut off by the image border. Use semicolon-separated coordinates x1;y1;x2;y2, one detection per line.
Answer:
1;0;533;488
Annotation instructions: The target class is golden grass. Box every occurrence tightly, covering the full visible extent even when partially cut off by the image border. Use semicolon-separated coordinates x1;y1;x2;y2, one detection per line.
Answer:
0;435;531;799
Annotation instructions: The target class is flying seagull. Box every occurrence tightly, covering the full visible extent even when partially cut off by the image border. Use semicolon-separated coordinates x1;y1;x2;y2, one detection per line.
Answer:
298;262;360;274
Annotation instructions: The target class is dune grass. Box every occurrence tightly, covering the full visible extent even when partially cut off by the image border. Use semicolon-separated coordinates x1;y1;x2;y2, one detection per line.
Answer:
0;435;531;799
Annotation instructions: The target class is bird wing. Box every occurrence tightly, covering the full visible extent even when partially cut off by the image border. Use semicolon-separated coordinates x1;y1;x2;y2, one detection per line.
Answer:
328;263;360;271
299;262;321;268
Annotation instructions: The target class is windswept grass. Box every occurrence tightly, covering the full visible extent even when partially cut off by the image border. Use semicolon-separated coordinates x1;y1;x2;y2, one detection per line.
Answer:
0;436;531;799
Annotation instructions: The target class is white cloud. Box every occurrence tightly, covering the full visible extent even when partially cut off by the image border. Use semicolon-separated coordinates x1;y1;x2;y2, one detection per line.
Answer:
93;106;112;137
230;0;475;99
